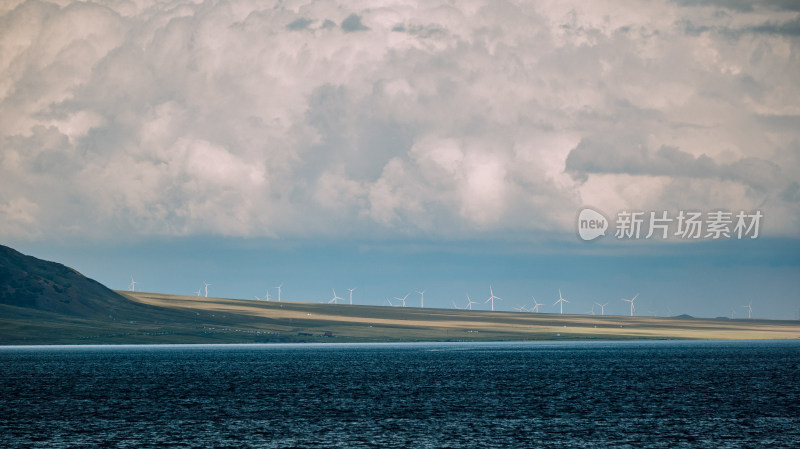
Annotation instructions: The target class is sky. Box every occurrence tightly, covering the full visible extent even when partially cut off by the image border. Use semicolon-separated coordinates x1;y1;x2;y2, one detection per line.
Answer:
1;0;799;319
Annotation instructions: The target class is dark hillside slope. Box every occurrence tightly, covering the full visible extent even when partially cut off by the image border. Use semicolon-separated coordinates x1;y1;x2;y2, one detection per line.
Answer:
0;244;184;322
0;244;294;343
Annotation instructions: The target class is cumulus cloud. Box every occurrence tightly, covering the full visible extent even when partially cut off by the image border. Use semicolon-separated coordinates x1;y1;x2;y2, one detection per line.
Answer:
0;0;798;241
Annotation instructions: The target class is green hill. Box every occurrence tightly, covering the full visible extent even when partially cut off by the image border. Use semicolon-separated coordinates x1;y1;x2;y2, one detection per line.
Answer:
1;244;132;319
0;244;208;343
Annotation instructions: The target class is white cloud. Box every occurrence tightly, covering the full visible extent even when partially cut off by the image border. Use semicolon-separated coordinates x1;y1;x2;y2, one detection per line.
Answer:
1;0;798;241
461;151;508;226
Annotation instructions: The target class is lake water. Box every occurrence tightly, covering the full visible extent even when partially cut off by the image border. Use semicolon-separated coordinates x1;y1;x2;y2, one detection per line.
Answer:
1;340;798;448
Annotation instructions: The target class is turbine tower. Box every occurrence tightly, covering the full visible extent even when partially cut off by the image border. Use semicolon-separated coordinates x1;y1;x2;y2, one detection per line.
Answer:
417;290;425;308
203;281;211;298
485;286;502;311
129;276;136;292
531;296;544;313
347;288;355;305
265;290;271;301
275;284;282;302
195;288;201;296
553;289;569;314
742;302;753;319
594;302;608;316
621;294;639;317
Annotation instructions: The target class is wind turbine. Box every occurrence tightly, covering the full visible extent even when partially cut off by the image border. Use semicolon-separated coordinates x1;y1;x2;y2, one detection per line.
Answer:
394;293;409;307
347;288;355;305
417;290;425;308
742;301;753;320
203;281;211;298
466;294;478;310
485;286;502;311
129;276;136;292
513;304;529;312
621;294;639;317
452;300;465;310
553;289;569;314
385;297;395;307
275;284;282;302
594;302;608;316
742;302;753;319
329;289;344;304
195;288;201;296
531;296;544;313
265;290;271;301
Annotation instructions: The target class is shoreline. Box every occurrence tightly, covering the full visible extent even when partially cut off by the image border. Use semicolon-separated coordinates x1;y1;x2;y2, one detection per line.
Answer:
2;338;800;349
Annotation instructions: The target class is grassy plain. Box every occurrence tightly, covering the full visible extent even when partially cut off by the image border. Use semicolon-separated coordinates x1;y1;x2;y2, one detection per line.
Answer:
3;290;798;345
121;291;800;343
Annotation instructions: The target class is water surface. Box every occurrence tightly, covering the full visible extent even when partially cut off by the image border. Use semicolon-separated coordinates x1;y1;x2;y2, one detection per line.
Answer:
1;340;798;448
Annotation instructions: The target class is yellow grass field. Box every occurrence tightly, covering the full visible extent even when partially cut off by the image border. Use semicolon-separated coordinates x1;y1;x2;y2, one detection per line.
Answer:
124;291;800;342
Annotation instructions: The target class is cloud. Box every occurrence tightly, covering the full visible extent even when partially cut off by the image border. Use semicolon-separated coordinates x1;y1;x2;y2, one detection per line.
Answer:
673;0;800;13
287;18;314;30
341;13;368;32
0;0;798;241
565;139;782;191
749;17;800;36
